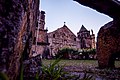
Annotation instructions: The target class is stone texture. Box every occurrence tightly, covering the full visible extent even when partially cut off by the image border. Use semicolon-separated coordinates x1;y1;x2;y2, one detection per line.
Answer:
0;0;39;80
74;0;120;68
31;11;49;58
77;25;95;49
97;21;120;68
23;55;42;80
48;24;80;56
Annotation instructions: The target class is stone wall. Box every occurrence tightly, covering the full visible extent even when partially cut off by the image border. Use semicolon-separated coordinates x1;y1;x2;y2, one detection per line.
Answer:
23;55;41;80
48;24;79;56
31;11;49;58
77;25;95;49
0;0;39;80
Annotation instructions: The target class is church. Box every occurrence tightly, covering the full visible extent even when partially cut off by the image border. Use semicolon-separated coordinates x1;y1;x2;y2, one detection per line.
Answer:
32;11;95;58
77;25;96;49
48;23;80;56
48;23;95;57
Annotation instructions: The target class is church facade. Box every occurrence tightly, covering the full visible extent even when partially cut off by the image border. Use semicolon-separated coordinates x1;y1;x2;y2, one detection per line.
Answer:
48;24;95;57
48;23;80;56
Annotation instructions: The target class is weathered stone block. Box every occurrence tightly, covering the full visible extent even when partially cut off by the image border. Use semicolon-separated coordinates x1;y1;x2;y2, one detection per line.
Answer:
74;0;120;69
97;21;120;68
23;55;42;80
0;0;39;80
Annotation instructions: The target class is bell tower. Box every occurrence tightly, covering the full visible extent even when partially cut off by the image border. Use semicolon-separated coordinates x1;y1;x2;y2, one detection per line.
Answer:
39;11;45;30
32;11;49;57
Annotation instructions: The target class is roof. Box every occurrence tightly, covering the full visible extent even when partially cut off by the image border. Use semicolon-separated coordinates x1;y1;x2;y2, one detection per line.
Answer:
79;25;88;32
48;23;76;37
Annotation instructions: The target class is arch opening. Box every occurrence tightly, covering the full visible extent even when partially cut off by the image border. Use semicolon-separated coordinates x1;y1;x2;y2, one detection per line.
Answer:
40;0;120;70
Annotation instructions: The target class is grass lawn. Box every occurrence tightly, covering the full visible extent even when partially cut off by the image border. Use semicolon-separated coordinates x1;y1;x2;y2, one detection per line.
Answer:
42;59;120;79
42;59;120;68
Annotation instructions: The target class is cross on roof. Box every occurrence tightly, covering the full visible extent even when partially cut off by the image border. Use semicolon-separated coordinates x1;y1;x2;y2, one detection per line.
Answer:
64;22;66;25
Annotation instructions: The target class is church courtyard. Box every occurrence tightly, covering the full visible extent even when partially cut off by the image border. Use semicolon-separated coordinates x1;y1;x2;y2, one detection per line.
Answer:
42;60;120;68
42;59;120;79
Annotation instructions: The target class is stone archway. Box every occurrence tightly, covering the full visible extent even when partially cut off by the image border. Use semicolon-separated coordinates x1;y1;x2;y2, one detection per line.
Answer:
74;0;120;68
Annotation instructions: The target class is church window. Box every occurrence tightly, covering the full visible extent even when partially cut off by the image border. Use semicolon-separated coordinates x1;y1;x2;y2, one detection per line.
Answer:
53;34;55;38
74;38;76;41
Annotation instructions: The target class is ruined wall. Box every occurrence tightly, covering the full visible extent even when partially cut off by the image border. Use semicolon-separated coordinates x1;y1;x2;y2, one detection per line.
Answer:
31;11;49;58
0;0;39;79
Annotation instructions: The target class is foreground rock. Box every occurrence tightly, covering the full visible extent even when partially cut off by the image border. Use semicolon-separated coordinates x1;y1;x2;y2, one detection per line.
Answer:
97;21;120;68
74;0;120;19
0;0;39;80
74;0;120;68
23;55;42;80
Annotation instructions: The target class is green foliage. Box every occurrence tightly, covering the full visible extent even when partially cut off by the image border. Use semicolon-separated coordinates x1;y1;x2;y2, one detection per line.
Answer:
41;59;95;80
35;72;39;80
40;58;66;80
81;49;96;55
0;72;9;80
88;49;96;55
40;58;79;80
55;48;96;59
79;49;96;59
19;51;24;80
56;47;79;59
0;59;96;80
19;64;24;80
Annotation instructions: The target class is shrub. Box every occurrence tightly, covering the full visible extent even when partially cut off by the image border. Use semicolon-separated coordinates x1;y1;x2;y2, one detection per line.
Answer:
56;47;79;59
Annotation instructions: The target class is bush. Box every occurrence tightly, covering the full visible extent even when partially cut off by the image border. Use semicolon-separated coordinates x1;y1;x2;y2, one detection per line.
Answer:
79;49;96;60
55;48;79;59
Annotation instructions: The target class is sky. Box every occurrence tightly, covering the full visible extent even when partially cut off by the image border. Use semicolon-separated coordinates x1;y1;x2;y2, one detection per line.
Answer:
40;0;113;38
